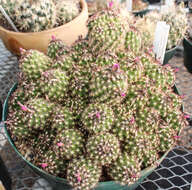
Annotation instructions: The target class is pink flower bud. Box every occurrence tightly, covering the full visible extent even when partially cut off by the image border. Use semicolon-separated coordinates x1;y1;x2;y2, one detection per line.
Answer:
51;35;56;41
96;112;101;119
180;94;185;99
148;48;153;53
75;173;81;183
41;163;48;168
131;174;137;178
108;1;114;8
121;92;126;97
134;57;140;63
174;68;179;72
19;47;26;54
112;64;119;70
130;117;135;124
173;135;181;139
18;101;28;111
57;142;64;147
42;71;49;77
184;114;190;119
164;64;170;67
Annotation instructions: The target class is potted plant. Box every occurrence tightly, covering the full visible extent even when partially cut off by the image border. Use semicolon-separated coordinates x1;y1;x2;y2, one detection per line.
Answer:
2;8;187;190
135;3;188;64
183;13;192;73
0;0;88;55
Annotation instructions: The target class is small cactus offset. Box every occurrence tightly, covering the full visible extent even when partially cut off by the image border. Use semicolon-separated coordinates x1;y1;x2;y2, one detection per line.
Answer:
86;133;121;165
22;98;54;130
53;128;85;160
6;7;187;190
88;9;127;55
39;150;68;177
39;69;69;102
52;106;75;132
89;65;128;105
19;49;52;81
47;36;65;60
108;154;141;186
81;103;114;134
67;157;102;190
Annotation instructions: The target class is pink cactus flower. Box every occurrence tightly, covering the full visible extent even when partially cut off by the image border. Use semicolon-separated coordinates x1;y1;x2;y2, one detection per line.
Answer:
96;112;101;119
41;163;48;168
51;35;56;40
57;142;64;147
17;101;28;111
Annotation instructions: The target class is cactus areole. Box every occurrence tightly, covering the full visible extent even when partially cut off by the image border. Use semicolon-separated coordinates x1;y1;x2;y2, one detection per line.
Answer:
3;8;187;190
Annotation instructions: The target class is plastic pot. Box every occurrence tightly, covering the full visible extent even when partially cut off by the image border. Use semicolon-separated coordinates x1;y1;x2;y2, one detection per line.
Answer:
163;46;178;65
183;38;192;73
0;156;12;190
2;83;181;190
0;0;88;55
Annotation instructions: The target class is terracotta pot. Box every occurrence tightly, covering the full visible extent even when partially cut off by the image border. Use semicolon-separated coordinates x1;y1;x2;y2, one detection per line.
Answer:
0;0;88;55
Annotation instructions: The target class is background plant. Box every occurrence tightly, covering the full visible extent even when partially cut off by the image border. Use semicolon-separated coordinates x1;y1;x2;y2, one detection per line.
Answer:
0;0;80;32
136;3;188;50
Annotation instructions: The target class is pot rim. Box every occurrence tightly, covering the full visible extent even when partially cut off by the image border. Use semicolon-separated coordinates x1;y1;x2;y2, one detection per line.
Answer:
0;0;87;35
2;82;178;186
166;45;178;53
184;37;192;46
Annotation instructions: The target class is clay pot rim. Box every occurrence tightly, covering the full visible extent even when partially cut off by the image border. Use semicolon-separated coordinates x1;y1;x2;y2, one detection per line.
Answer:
0;0;87;35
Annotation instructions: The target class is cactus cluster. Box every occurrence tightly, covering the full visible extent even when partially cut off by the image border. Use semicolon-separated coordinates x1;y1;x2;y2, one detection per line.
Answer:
136;3;188;50
0;0;80;32
6;8;187;190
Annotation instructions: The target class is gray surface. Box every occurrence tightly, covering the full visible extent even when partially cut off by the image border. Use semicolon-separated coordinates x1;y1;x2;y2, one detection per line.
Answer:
0;39;191;190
